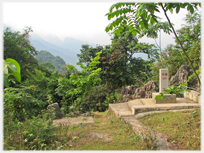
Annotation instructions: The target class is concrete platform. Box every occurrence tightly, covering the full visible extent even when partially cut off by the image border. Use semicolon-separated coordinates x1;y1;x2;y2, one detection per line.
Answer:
109;98;201;117
109;103;133;117
127;100;143;114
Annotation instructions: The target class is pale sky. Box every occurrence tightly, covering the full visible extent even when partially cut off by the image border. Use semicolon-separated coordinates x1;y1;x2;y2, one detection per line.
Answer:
2;0;200;49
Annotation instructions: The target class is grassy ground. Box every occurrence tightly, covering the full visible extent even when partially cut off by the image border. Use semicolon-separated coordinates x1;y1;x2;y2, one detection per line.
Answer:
138;109;201;150
55;111;155;150
4;109;200;150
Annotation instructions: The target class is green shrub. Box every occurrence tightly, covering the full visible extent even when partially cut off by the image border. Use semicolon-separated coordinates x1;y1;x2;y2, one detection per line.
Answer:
104;90;121;104
56;51;102;113
80;83;113;112
4;109;57;150
4;86;45;121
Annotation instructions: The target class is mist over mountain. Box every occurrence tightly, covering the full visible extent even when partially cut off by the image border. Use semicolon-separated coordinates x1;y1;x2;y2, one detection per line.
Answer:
4;26;151;67
30;34;96;70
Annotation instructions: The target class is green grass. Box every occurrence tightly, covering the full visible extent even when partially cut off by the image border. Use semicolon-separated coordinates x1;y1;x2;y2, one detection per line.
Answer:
58;111;155;150
138;109;201;150
5;109;200;150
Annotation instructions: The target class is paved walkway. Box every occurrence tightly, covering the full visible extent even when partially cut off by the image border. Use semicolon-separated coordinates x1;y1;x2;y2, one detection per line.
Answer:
108;97;201;150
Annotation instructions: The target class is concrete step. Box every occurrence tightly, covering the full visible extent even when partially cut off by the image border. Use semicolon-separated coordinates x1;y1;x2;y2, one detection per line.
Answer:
133;102;200;114
109;103;133;117
108;98;201;117
127;99;143;114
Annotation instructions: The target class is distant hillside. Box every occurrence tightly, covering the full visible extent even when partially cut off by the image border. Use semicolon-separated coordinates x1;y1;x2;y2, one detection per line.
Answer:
35;50;66;73
30;34;96;70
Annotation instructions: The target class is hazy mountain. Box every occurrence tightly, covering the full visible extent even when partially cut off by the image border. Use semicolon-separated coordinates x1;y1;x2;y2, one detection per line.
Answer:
42;34;63;47
35;50;66;74
30;34;96;70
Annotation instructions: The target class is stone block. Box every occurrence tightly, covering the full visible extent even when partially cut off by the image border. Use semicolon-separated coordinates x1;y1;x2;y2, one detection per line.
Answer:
152;93;176;104
189;90;199;102
47;102;63;119
184;91;190;99
198;96;201;104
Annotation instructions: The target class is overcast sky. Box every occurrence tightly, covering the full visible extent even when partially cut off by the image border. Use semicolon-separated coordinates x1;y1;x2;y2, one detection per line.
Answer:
1;0;201;49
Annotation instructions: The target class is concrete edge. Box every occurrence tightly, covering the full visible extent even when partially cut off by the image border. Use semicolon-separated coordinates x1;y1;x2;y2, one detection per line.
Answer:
134;109;198;119
134;104;200;114
184;90;201;103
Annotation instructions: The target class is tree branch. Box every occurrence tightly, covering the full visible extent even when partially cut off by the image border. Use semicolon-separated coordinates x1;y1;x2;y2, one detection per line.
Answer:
160;3;201;86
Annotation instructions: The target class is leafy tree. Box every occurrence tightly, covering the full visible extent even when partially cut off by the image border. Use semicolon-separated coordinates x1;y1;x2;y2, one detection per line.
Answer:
77;44;103;66
4;27;39;81
77;24;159;89
175;11;201;70
105;2;201;85
103;24;159;88
150;11;201;82
22;68;61;105
56;51;102;113
38;60;56;72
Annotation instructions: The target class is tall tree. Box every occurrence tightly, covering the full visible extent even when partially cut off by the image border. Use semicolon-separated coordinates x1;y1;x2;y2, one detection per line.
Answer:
150;11;201;81
4;27;39;81
105;2;201;85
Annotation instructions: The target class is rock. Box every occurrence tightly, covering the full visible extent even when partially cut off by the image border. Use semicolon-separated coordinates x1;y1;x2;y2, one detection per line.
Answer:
47;102;63;119
135;80;159;98
70;111;83;117
121;85;138;95
120;81;159;101
170;65;191;86
83;112;92;117
75;111;83;116
170;65;199;91
170;65;192;86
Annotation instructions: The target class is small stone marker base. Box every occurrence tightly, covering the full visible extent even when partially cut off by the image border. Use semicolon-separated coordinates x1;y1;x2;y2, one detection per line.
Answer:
152;93;176;104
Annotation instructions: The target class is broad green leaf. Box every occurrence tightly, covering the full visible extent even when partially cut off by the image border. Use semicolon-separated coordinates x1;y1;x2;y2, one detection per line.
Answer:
169;8;173;14
178;90;185;94
187;4;194;14
150;16;155;25
3;60;9;87
4;58;21;84
143;20;148;29
147;14;151;22
114;29;121;35
116;11;120;17
140;22;145;30
105;12;109;16
176;6;180;13
142;11;147;19
5;58;21;73
155;93;164;100
131;30;137;35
